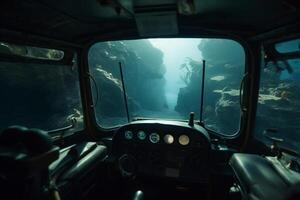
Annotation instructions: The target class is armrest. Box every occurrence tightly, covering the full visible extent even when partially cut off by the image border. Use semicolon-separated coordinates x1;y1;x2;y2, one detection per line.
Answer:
59;144;107;180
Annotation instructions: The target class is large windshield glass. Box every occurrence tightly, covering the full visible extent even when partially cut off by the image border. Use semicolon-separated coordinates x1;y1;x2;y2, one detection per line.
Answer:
88;38;245;136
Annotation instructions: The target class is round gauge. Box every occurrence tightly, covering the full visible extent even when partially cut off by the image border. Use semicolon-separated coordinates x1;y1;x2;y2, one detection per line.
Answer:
137;130;146;140
124;130;133;140
164;134;174;144
179;135;190;145
149;133;160;143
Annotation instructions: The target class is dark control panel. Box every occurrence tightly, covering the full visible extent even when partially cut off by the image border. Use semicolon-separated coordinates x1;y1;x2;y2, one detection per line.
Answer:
112;120;211;183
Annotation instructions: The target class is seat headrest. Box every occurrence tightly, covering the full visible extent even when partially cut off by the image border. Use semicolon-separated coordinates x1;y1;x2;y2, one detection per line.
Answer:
0;126;53;155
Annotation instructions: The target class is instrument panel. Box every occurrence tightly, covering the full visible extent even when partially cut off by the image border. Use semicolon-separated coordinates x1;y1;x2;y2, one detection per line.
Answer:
124;129;191;146
112;120;211;183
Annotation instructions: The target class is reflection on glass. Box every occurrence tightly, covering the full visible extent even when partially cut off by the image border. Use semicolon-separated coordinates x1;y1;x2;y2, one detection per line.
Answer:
275;38;300;53
0;42;64;60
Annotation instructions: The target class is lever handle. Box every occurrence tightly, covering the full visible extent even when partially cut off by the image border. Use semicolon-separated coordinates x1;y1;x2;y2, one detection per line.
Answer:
263;128;284;156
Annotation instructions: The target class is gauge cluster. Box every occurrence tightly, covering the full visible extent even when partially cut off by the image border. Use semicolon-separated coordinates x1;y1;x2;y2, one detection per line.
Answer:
123;130;191;146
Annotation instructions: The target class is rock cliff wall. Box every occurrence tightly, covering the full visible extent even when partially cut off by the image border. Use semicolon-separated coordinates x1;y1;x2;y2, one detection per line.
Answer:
175;39;245;133
88;40;167;121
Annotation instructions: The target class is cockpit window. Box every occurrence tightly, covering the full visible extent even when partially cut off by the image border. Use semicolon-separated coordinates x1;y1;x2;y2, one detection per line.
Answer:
255;49;300;153
0;54;84;134
88;38;245;136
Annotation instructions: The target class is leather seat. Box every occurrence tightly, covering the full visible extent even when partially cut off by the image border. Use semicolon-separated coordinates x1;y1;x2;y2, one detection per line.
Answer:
0;126;59;200
229;153;289;200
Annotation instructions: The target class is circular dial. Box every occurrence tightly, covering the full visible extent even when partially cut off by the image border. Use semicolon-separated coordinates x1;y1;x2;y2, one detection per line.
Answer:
137;130;146;140
124;130;133;140
118;154;136;177
179;134;190;145
149;133;160;143
164;134;174;144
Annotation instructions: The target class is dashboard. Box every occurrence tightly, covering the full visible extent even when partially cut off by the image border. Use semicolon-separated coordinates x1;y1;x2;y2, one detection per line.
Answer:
112;120;212;183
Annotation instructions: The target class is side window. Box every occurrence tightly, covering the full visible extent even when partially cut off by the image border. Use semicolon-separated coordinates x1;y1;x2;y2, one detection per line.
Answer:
255;41;300;153
0;43;83;134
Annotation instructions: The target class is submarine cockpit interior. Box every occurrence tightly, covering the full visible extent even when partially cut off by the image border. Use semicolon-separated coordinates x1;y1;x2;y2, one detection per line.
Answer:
0;0;300;200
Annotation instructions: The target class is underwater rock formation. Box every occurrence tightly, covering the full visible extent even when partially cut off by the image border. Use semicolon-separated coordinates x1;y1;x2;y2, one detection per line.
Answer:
209;57;300;148
213;89;240;133
88;40;167;121
175;58;202;117
175;39;245;133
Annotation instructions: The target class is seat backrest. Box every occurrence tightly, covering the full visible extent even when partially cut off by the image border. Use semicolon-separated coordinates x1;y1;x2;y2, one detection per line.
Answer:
0;126;59;200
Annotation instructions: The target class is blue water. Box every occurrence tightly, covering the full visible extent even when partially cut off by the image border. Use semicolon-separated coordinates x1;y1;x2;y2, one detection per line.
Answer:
149;39;202;109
